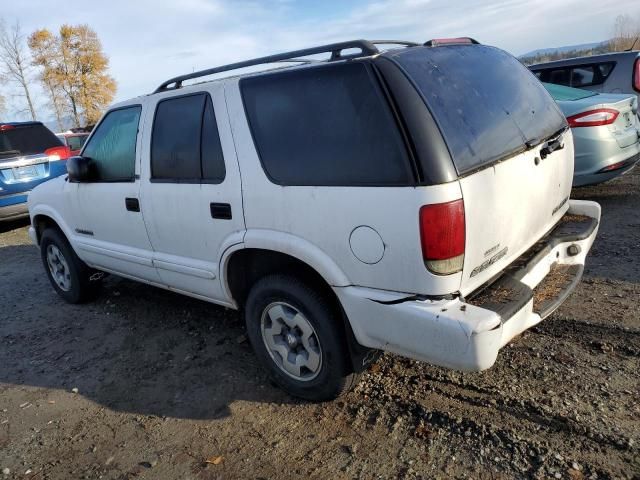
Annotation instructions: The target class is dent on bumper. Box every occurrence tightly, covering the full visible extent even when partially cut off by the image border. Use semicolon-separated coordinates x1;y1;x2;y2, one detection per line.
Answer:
335;200;601;372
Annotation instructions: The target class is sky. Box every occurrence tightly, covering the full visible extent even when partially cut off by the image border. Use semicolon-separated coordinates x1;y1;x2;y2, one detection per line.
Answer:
1;0;639;122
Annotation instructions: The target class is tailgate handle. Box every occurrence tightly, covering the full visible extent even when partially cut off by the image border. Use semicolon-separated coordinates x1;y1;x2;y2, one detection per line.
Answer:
540;137;564;159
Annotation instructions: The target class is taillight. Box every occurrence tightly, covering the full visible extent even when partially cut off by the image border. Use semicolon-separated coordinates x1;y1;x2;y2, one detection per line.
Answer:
0;124;15;131
567;108;619;128
598;160;629;173
634;58;640;92
419;199;465;275
44;146;71;161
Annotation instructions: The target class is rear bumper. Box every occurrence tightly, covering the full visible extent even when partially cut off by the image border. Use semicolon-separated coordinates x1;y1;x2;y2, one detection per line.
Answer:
336;200;600;371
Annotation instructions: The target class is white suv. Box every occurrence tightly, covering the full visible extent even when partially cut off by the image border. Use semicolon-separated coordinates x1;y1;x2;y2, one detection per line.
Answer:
28;39;601;401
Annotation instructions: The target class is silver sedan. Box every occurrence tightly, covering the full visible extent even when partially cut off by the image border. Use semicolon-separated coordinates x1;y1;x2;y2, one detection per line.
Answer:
543;82;640;187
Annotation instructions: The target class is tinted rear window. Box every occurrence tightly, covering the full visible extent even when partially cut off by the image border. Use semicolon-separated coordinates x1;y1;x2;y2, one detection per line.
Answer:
151;92;226;183
241;62;413;186
388;45;567;174
0;124;62;159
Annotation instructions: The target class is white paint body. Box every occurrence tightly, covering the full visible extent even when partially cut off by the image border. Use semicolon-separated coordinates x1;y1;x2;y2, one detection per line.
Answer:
28;75;601;371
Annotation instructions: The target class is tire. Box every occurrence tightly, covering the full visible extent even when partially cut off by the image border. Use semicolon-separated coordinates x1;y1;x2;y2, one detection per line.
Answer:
245;274;360;401
40;228;98;304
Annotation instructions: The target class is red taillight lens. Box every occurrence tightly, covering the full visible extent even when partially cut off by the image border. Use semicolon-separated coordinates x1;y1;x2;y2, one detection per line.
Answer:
634;58;640;92
567;108;619;128
44;145;71;161
419;199;465;275
0;124;15;131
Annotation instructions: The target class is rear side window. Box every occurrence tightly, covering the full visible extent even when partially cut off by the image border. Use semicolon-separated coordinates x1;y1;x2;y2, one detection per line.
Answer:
241;62;413;186
533;62;615;88
0;124;62;159
390;45;567;174
151;92;226;183
82;106;141;182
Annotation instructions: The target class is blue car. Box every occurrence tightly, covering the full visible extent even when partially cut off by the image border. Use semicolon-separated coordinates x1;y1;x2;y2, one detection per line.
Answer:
0;122;70;221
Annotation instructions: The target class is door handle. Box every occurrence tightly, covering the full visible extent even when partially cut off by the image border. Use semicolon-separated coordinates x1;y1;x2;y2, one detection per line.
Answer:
210;202;232;220
125;197;140;212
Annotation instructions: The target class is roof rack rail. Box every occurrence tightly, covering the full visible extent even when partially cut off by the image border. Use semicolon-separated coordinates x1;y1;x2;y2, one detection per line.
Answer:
153;39;380;93
370;40;421;48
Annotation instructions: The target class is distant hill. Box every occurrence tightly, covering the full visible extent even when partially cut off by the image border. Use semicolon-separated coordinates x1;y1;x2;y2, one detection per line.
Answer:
519;40;614;66
520;41;608;59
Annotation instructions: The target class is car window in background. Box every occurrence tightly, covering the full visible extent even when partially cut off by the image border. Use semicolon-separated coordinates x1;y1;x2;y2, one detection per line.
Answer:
542;82;598;101
82;106;141;182
571;66;595;87
0;124;63;159
67;135;88;151
549;69;570;86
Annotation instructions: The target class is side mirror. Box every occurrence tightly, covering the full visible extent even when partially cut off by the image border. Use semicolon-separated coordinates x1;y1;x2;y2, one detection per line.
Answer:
66;156;93;182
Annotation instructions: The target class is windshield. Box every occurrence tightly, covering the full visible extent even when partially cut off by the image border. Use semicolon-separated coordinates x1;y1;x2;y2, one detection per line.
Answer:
386;45;567;174
542;82;598;101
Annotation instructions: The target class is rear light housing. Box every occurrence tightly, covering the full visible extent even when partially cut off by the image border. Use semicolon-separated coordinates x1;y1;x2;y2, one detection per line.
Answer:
424;37;478;47
44;145;71;161
0;124;15;131
567;108;619;128
419;199;465;275
598;160;630;173
634;58;640;92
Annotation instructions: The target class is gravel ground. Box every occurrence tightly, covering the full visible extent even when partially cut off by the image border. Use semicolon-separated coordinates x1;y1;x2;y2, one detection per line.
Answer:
0;169;638;480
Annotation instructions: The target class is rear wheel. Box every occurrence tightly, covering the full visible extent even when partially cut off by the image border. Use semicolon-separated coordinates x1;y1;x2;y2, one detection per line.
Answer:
245;274;360;401
40;228;98;304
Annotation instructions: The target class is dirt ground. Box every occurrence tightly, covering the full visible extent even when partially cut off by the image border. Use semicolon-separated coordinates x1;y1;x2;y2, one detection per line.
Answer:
1;169;638;480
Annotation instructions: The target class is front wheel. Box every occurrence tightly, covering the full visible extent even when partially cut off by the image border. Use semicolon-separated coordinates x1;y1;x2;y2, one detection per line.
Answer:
40;228;98;304
245;274;360;401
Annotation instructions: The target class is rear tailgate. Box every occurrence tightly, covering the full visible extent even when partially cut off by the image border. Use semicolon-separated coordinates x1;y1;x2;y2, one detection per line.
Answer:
459;134;573;294
388;44;571;295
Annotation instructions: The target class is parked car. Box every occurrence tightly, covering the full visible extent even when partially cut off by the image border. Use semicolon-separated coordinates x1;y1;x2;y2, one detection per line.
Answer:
529;51;640;104
56;132;90;156
543;82;640;186
27;39;600;401
1;122;70;221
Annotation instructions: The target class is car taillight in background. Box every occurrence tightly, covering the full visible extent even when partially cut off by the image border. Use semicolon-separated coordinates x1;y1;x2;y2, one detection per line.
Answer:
419;199;465;275
634;58;640;92
566;108;619;128
44;146;71;161
0;125;15;131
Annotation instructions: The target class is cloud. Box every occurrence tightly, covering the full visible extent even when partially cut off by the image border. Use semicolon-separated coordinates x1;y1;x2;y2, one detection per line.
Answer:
1;0;639;119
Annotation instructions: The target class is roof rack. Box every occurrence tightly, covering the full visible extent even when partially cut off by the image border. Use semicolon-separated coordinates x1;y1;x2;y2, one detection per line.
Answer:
153;39;416;93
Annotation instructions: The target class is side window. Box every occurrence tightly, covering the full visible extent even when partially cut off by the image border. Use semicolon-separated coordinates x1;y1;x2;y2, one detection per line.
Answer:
549;69;570;86
570;66;595;87
151;92;226;183
241;62;413;186
82;106;141;182
598;62;614;79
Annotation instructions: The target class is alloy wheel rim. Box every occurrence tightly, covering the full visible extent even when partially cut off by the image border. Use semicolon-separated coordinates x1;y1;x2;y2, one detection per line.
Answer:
260;302;322;382
46;244;71;292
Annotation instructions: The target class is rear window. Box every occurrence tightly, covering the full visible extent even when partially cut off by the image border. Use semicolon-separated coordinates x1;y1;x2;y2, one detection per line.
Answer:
388;45;567;174
0;124;62;159
532;61;616;88
151;92;226;183
240;62;413;186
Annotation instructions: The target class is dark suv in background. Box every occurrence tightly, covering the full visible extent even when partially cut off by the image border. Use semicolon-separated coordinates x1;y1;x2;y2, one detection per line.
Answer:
529;51;640;103
0;121;70;221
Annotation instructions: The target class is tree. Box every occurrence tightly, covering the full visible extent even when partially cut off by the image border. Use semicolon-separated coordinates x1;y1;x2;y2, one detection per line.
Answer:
0;20;37;120
28;29;66;131
611;14;640;52
29;24;116;128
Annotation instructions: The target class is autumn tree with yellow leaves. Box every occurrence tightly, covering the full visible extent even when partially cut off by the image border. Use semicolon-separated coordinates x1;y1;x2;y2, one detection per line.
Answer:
29;24;116;128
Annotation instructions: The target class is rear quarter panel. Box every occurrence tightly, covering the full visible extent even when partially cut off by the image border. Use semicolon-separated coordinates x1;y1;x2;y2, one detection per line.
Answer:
225;80;463;296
